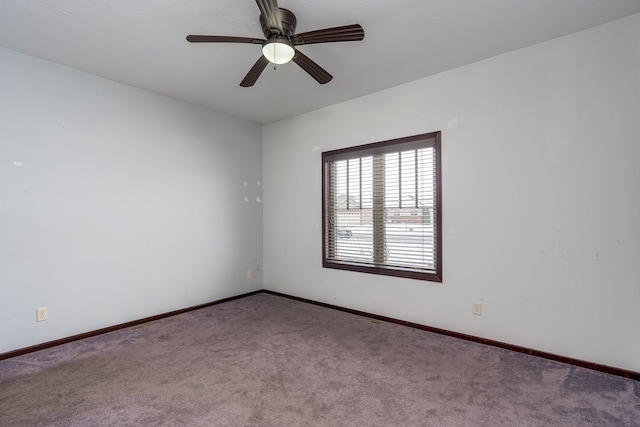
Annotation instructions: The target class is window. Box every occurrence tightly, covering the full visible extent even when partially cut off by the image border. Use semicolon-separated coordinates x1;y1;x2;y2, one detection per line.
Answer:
322;131;442;282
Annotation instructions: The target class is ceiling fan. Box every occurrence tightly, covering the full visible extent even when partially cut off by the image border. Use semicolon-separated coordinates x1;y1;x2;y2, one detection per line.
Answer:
186;0;365;87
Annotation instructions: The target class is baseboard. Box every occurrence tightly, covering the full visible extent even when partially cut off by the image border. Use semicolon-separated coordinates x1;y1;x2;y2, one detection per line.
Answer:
263;290;640;381
0;290;262;361
4;288;638;381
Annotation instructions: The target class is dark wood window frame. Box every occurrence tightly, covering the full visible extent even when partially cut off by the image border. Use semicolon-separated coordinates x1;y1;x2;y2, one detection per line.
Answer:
322;131;442;282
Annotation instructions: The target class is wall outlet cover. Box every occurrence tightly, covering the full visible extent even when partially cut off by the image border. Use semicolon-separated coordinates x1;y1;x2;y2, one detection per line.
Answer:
472;301;483;316
36;307;48;322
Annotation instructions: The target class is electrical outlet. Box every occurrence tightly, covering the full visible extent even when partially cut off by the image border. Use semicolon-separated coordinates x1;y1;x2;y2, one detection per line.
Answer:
247;270;253;279
472;301;483;316
36;307;48;322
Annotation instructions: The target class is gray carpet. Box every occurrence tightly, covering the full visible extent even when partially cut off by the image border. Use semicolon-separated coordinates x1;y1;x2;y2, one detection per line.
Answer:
1;293;638;426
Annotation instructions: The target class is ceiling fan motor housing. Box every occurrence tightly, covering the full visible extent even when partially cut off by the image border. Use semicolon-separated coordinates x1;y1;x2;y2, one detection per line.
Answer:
260;8;297;39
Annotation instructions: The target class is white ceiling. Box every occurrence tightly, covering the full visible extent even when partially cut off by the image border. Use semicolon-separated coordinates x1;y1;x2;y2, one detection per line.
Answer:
1;0;639;124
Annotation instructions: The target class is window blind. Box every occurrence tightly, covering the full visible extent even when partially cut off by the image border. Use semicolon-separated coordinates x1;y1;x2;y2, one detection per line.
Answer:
322;132;441;281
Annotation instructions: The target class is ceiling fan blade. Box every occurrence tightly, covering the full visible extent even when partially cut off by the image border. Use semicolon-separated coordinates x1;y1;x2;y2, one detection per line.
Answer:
292;24;364;45
292;50;333;84
255;0;283;35
186;35;264;44
240;55;270;87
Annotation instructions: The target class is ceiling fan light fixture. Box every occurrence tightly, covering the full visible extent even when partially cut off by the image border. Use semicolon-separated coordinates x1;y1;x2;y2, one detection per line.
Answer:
262;39;295;64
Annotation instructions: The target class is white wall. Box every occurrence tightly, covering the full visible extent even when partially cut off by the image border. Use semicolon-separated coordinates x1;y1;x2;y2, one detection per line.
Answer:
0;47;263;354
263;14;640;372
